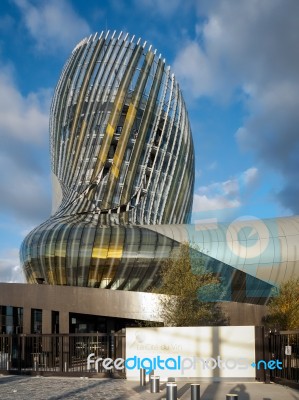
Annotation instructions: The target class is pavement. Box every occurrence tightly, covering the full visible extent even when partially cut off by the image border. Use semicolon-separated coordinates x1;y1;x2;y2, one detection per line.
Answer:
0;375;299;400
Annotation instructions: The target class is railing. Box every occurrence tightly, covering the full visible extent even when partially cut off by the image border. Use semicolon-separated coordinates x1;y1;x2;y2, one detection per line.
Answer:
268;330;299;385
0;332;125;376
4;329;298;386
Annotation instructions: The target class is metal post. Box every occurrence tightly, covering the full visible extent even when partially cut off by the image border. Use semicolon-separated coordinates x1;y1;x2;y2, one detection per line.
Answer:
264;328;271;383
166;382;177;400
149;369;155;378
140;368;146;386
110;330;115;360
226;395;238;400
59;336;63;372
191;383;200;400
150;376;160;393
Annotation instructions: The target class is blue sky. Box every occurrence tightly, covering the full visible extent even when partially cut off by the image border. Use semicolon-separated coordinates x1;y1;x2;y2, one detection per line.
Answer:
0;0;298;281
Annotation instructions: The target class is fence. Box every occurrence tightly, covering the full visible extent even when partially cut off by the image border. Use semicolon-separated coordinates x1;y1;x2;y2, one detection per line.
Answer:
268;330;299;386
2;329;299;386
0;332;125;376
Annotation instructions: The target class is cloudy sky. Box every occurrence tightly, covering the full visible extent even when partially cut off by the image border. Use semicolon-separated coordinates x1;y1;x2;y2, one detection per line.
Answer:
0;0;298;282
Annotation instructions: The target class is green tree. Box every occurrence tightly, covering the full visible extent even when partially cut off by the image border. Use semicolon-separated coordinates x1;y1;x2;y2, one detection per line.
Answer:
266;278;299;330
153;242;228;327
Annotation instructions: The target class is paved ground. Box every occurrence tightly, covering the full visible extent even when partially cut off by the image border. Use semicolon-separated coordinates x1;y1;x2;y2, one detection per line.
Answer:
0;375;298;400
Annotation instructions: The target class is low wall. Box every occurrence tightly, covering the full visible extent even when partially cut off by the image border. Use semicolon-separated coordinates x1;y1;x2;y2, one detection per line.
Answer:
126;326;256;380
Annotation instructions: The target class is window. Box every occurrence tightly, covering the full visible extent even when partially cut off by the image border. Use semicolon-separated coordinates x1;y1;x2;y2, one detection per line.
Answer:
31;309;42;334
0;306;23;334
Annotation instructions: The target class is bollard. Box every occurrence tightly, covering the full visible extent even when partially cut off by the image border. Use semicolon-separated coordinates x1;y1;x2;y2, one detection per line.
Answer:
140;368;146;386
150;376;160;393
191;383;200;400
226;395;238;400
149;369;155;378
166;382;177;400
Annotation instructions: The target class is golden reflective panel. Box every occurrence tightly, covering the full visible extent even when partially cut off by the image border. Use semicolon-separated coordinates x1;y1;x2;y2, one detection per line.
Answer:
20;32;195;291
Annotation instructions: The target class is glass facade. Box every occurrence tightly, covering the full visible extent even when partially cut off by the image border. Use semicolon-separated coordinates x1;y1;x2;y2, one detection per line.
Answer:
19;31;284;305
21;223;179;290
20;31;194;290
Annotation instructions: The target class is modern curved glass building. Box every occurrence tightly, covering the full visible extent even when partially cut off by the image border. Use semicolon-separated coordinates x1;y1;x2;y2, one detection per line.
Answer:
20;31;299;306
21;31;195;290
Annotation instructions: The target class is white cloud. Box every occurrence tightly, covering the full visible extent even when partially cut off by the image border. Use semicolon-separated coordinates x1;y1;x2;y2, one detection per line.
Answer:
193;167;259;213
0;62;51;223
13;0;91;52
173;41;216;99
193;193;240;213
0;153;51;222
0;60;51;283
193;177;240;213
0;64;50;144
198;179;238;198
0;248;25;283
174;0;299;212
242;167;259;187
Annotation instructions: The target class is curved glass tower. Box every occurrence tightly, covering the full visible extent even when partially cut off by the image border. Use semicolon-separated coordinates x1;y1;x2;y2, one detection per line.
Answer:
20;31;195;289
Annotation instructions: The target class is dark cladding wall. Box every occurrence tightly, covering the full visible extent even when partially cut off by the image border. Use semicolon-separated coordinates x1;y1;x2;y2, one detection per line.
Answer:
20;31;195;288
0;284;269;332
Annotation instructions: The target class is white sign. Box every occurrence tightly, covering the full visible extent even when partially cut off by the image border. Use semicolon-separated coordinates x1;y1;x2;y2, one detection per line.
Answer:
126;326;256;380
285;346;292;355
